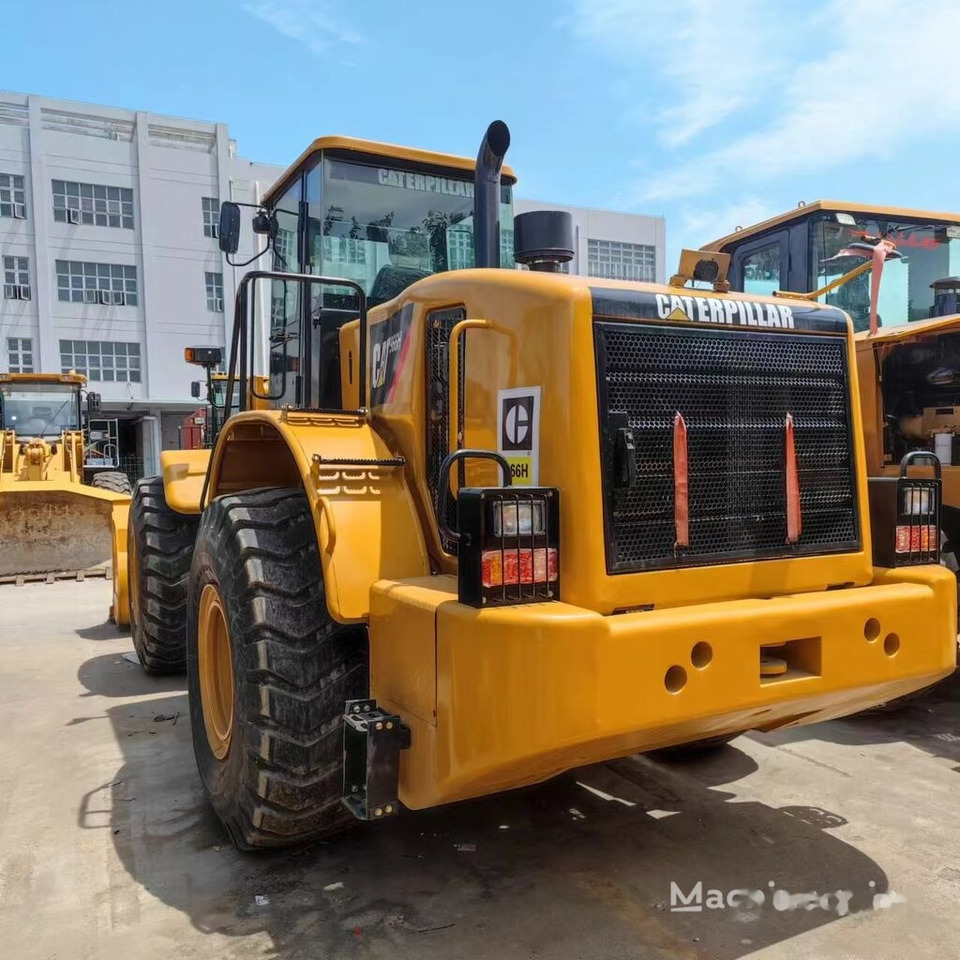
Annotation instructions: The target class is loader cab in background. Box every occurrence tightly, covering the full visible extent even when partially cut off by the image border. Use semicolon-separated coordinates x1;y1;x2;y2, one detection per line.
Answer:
707;202;960;333
0;376;82;439
221;136;517;411
705;202;960;568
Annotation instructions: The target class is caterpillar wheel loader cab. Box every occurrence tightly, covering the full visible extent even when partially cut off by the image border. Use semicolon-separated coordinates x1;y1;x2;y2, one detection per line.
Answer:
0;373;131;605
124;128;517;668
129;125;957;850
703;201;960;583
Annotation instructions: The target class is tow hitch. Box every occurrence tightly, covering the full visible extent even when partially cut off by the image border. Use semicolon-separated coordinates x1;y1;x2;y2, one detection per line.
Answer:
341;699;410;820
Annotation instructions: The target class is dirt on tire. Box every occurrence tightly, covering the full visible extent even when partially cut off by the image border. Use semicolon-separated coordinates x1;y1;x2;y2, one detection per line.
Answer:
128;477;199;674
186;486;368;849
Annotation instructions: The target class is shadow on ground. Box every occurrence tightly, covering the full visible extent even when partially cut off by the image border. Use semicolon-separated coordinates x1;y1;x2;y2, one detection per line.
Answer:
77;651;892;960
754;671;960;772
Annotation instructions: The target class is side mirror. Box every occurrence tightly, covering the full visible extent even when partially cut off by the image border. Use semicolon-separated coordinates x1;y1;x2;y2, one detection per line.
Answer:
218;201;242;255
86;392;101;416
190;381;201;399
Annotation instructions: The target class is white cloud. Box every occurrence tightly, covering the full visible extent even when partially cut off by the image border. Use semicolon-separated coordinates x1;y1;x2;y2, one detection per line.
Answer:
568;0;788;147
677;197;783;248
243;0;364;55
570;0;960;206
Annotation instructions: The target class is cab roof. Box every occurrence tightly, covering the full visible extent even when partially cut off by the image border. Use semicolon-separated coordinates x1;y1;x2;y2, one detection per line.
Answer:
0;372;86;386
702;200;960;252
856;312;960;346
263;135;518;207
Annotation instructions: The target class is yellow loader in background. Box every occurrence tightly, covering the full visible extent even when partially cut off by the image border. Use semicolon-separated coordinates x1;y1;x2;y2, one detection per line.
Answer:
0;372;131;615
702;201;960;587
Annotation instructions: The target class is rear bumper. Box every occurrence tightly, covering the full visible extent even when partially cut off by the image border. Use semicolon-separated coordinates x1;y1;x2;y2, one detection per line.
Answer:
370;565;957;810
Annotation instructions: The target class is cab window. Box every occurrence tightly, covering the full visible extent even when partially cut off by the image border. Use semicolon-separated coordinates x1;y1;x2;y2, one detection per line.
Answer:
740;241;782;297
269;179;303;403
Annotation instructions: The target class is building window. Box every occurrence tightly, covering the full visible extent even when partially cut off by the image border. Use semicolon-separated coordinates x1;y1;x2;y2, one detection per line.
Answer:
587;238;656;283
205;271;224;312
7;337;33;374
55;260;138;306
0;173;27;219
3;256;30;300
60;339;141;383
52;180;134;229
202;197;219;238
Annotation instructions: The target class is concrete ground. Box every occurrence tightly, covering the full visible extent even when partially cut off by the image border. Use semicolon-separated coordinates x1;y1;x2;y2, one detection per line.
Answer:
1;581;959;960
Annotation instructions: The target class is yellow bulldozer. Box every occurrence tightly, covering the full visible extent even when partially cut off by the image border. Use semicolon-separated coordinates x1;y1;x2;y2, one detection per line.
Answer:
124;125;956;850
702;201;960;582
1;372;131;598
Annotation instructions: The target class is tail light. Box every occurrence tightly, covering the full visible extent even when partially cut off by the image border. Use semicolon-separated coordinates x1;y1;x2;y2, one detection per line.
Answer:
867;451;941;567
437;450;561;608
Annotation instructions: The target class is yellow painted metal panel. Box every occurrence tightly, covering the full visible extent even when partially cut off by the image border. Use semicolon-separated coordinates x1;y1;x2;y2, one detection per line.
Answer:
374;565;956;809
369;269;873;613
206;411;430;623
369;577;457;725
160;449;211;515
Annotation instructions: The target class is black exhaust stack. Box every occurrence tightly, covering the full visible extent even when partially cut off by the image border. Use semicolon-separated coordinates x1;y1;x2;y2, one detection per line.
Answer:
474;121;511;269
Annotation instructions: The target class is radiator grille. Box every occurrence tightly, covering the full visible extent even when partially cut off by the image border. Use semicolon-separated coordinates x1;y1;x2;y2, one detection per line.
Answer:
595;321;860;572
425;306;465;551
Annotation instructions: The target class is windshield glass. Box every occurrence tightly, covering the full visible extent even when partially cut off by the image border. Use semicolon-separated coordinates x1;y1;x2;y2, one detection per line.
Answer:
308;157;514;304
1;382;81;437
813;214;960;331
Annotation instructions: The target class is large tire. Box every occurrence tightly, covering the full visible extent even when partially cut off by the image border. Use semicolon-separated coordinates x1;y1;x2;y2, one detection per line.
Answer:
128;477;199;674
90;470;133;495
187;487;368;850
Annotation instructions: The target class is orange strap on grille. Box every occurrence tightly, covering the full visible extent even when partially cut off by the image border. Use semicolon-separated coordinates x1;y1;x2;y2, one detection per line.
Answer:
673;411;689;548
785;412;802;543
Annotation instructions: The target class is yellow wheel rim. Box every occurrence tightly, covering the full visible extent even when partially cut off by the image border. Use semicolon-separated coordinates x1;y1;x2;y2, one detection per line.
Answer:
198;582;235;760
128;528;141;626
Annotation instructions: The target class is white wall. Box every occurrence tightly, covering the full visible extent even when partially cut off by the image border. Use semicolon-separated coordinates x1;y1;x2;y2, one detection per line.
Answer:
0;91;283;416
514;198;667;283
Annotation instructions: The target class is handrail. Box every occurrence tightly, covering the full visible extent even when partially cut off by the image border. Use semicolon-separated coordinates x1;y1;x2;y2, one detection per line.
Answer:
202;269;369;511
447;318;495;456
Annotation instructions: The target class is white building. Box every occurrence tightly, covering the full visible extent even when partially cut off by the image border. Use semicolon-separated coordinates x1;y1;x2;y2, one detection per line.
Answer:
514;198;666;284
0;91;283;476
1;92;667;477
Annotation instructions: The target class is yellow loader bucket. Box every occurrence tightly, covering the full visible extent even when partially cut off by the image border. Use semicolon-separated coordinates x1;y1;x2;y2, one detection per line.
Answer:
0;488;118;578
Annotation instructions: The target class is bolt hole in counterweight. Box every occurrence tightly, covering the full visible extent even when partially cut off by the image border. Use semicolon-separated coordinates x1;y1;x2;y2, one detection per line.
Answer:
664;665;687;693
864;618;881;642
884;633;901;656
691;641;713;669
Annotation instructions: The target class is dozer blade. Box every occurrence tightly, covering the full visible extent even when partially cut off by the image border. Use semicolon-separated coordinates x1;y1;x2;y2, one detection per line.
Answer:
0;490;116;578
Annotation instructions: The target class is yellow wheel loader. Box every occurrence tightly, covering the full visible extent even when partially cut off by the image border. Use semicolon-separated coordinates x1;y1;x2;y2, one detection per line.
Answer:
126;126;957;849
703;201;960;591
0;374;131;607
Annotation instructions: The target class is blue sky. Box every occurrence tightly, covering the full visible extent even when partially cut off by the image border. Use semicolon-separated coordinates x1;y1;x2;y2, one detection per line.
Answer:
6;0;960;263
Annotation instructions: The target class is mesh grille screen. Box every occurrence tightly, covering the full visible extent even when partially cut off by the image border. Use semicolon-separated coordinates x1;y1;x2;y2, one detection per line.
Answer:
425;307;465;551
595;321;860;571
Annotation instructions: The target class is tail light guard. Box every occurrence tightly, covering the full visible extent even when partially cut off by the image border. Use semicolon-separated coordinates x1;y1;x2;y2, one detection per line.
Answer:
867;451;941;567
438;449;560;608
